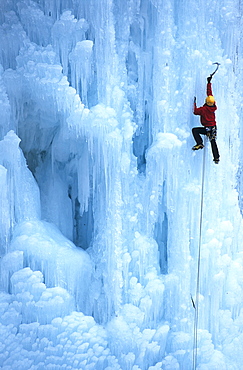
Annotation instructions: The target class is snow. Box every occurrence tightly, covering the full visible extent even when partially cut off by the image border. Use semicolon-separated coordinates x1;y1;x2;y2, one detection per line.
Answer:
0;0;243;369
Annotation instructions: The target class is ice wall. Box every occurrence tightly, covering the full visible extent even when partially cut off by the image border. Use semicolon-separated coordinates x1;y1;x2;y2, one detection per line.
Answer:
0;0;243;369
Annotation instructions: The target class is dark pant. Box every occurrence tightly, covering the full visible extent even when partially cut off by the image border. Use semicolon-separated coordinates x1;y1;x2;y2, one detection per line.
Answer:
192;127;219;160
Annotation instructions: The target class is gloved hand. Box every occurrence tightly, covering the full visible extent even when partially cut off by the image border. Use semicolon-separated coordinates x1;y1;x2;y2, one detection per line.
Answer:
194;96;196;103
207;76;212;83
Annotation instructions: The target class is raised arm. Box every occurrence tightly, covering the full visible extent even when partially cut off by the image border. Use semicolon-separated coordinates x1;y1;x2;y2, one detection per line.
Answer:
207;82;213;96
193;96;203;115
207;76;213;96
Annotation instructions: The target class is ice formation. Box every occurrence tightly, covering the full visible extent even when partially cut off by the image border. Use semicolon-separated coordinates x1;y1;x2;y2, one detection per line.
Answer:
0;0;243;369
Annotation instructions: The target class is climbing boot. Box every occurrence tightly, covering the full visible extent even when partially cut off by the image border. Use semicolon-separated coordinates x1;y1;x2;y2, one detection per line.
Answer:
192;143;204;151
214;158;220;164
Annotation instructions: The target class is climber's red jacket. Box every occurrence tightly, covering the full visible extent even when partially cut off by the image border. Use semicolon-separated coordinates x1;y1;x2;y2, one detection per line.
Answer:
193;83;217;127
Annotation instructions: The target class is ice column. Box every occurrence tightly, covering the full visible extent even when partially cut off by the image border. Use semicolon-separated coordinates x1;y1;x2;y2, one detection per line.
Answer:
69;40;93;106
0;131;41;225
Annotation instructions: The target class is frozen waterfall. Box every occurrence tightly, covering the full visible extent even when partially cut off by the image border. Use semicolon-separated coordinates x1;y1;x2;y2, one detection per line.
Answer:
0;0;243;369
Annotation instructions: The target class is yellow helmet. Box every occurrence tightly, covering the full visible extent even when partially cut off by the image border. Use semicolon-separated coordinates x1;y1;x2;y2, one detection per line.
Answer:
205;95;215;106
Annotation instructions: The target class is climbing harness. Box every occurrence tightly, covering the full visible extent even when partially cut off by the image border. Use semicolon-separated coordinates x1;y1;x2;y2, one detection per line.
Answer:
210;62;220;78
205;126;217;141
192;137;207;370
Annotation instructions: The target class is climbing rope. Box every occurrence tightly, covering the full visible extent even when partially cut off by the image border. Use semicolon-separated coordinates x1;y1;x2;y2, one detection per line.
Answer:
192;138;207;370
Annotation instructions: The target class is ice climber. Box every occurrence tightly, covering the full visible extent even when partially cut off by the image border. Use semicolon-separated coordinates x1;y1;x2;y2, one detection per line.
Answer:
192;76;220;164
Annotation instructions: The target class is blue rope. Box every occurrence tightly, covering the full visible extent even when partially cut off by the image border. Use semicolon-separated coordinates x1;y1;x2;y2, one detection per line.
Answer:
192;137;206;369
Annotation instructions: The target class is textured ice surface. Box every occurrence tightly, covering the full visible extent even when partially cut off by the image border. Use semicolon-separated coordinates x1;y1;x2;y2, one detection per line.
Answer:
9;220;93;313
0;0;243;369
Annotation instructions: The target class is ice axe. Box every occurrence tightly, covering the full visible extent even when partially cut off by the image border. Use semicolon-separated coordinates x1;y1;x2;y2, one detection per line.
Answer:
210;62;220;78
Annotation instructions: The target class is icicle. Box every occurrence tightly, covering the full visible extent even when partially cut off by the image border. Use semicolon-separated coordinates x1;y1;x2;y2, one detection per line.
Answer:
69;40;93;106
